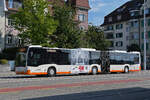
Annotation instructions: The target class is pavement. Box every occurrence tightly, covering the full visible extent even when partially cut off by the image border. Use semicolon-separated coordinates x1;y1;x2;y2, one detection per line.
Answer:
0;65;150;100
0;64;10;72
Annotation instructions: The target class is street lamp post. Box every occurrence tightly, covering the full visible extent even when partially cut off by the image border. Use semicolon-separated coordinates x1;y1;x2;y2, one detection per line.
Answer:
144;0;147;70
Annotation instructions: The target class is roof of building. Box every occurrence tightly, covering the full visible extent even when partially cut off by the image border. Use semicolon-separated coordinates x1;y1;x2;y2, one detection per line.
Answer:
101;0;144;26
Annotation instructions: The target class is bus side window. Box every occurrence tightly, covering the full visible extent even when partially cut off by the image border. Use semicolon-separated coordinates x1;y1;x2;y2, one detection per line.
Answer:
59;52;70;65
134;54;139;64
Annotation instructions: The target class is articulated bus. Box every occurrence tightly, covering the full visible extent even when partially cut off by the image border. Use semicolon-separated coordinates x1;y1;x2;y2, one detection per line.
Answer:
14;45;141;76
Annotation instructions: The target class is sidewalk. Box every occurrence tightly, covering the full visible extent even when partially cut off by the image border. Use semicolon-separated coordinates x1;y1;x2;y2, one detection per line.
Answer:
0;64;10;72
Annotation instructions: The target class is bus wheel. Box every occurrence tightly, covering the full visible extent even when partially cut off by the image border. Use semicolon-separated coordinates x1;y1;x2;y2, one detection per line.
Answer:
124;66;129;73
92;67;98;75
47;68;56;77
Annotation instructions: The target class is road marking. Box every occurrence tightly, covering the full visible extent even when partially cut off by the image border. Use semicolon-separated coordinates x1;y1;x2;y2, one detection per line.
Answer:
1;71;150;84
0;78;149;94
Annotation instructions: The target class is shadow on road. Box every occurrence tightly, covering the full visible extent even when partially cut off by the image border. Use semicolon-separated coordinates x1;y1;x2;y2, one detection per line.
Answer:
0;72;138;79
0;74;92;79
23;87;150;100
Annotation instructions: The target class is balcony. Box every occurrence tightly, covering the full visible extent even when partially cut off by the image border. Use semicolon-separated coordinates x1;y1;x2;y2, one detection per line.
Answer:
6;0;22;11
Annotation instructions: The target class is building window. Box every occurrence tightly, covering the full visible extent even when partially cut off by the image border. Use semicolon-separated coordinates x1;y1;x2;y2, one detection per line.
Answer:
18;38;22;45
108;17;112;22
116;41;123;47
78;14;86;22
80;26;85;30
106;33;114;39
8;18;14;26
117;15;121;20
13;1;22;9
116;24;123;30
130;21;139;28
130;11;139;17
106;25;113;30
148;31;150;38
6;35;12;44
148;19;150;26
145;8;150;14
141;20;144;27
133;33;139;39
79;8;88;12
141;43;149;50
110;41;114;47
8;0;13;8
141;32;150;39
126;27;130;32
8;0;22;9
142;32;144;39
116;33;123;38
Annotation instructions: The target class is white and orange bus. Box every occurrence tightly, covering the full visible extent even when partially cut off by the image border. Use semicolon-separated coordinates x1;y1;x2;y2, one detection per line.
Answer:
13;45;141;76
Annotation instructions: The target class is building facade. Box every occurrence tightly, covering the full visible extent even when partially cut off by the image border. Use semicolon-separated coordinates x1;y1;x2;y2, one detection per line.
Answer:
102;0;150;68
0;0;90;50
68;0;90;30
0;0;22;51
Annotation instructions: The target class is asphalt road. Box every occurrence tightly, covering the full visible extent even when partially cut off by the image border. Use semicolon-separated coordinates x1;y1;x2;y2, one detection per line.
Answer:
0;71;150;100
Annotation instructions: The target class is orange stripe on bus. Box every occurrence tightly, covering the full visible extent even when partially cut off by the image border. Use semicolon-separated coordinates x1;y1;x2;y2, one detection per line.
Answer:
56;72;71;74
129;70;140;72
110;70;124;72
16;70;47;75
89;70;101;73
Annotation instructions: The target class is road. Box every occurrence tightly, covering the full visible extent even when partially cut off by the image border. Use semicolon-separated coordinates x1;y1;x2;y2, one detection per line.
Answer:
0;71;150;100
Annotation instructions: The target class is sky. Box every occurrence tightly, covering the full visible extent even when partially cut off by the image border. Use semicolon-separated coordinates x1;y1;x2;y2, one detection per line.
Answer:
89;0;131;26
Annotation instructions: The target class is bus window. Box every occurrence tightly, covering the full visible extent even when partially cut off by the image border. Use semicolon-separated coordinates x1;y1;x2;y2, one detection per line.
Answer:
129;54;134;64
134;54;139;64
89;51;100;64
27;48;42;66
110;52;115;64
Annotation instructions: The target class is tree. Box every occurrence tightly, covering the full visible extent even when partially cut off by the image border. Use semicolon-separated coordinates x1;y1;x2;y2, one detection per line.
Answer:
127;44;141;52
81;25;110;50
10;0;58;46
51;1;81;48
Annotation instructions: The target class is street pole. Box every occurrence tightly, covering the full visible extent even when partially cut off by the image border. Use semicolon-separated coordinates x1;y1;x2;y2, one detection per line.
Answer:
144;0;147;70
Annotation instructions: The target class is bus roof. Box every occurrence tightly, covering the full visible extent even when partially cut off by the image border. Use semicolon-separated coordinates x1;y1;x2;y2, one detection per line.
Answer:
109;50;127;53
29;45;42;48
76;48;96;51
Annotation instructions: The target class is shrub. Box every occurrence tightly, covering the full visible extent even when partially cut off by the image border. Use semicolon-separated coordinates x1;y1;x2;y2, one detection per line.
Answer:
0;59;8;64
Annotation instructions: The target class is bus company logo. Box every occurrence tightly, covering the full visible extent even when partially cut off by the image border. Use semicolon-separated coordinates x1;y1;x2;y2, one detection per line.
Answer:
79;66;84;71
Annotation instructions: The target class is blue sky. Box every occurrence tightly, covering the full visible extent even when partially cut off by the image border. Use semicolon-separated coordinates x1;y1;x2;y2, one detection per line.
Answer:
89;0;131;26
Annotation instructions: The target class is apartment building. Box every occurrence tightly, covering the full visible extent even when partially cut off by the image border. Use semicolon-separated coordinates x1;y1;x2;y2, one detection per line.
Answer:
0;0;90;50
102;0;150;67
0;0;22;51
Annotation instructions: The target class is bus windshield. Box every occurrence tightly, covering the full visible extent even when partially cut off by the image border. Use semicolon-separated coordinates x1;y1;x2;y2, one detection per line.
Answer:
15;52;26;67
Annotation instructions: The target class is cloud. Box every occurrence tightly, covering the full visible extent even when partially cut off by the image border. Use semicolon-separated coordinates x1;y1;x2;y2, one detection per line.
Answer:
89;0;131;25
90;3;106;12
89;0;106;13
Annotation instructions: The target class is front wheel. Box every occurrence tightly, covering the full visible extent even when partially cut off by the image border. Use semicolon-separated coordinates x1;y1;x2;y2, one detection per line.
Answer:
47;68;56;77
92;67;98;75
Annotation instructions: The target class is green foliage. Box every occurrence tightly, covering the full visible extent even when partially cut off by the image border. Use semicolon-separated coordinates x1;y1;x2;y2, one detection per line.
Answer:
52;1;81;48
127;44;141;52
10;0;58;46
81;25;110;50
0;47;19;60
0;59;8;64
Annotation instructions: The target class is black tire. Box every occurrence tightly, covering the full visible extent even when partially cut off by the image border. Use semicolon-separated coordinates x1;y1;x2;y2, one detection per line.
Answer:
92;67;98;75
124;66;129;73
47;68;56;77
